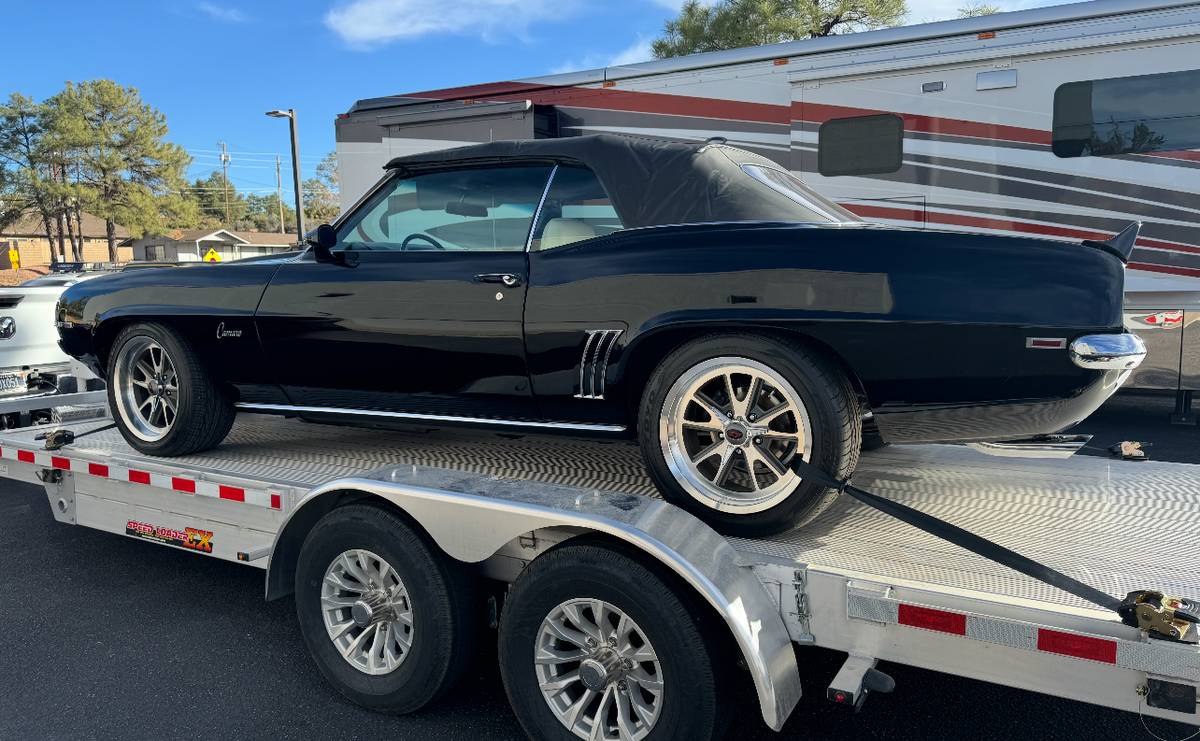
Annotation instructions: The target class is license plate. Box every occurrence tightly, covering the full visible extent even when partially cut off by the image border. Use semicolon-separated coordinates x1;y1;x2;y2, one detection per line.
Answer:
0;372;28;395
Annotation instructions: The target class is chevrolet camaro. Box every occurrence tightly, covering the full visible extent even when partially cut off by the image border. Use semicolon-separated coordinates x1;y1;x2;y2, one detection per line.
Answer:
56;135;1146;535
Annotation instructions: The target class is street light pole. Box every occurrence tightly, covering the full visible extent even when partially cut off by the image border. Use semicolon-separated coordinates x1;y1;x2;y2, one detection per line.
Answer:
266;109;306;242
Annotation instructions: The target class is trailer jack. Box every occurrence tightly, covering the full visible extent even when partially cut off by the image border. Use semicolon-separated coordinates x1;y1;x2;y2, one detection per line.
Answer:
1120;591;1200;643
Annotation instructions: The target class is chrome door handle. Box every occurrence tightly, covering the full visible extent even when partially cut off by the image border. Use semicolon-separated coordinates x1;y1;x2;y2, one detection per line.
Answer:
475;273;523;287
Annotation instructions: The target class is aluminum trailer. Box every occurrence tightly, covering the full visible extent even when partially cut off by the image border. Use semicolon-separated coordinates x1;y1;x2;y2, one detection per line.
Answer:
2;413;1198;736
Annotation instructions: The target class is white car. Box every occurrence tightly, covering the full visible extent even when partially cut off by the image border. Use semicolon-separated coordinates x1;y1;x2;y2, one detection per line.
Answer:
0;272;110;403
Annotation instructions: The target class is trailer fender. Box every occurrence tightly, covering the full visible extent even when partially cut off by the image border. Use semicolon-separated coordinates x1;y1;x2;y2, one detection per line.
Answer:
266;470;802;731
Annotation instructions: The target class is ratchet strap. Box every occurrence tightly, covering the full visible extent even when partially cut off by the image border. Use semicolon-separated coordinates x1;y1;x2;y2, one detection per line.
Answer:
35;422;118;451
790;456;1200;641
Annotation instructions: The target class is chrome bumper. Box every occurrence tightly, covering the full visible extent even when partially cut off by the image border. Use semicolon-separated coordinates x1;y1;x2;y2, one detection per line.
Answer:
1069;333;1147;370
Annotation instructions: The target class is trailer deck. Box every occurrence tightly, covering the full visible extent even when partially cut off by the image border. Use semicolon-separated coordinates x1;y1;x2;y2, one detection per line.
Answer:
2;413;1194;612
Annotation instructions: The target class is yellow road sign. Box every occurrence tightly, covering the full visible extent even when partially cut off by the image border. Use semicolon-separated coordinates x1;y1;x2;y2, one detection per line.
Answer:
204;248;222;263
8;245;19;270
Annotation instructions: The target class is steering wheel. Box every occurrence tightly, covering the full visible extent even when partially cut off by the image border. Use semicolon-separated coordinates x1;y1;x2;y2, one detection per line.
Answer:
401;233;446;251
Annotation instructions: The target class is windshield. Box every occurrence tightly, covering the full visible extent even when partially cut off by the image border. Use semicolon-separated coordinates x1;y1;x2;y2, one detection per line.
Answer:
740;164;860;224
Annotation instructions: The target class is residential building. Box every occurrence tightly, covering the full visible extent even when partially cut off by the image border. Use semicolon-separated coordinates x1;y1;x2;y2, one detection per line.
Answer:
0;213;132;266
131;229;299;262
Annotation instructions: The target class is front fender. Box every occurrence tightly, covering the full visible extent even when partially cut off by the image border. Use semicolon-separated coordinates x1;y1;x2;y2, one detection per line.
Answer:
265;466;802;731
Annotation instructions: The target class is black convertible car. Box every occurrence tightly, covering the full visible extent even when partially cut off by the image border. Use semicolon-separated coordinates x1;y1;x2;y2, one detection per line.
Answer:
57;135;1145;535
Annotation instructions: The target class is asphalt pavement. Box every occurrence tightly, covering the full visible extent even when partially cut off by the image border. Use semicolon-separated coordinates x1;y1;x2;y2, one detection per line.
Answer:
0;390;1197;740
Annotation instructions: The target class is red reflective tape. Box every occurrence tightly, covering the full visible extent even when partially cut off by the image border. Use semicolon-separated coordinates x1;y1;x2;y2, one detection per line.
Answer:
171;477;196;494
17;450;34;463
270;493;281;510
88;463;109;477
51;456;71;470
128;470;151;485
219;485;245;502
898;604;967;635
1037;629;1117;664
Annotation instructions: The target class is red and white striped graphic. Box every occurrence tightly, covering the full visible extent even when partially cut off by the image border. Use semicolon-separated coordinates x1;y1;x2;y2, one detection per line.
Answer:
1;445;284;512
848;589;1200;682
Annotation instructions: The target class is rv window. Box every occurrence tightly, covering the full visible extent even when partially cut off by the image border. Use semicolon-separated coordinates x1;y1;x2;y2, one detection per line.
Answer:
1053;69;1200;158
817;114;904;177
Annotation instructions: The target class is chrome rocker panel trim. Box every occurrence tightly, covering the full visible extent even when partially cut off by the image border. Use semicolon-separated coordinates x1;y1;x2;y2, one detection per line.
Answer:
967;434;1092;459
265;467;801;731
234;403;627;433
1069;333;1147;370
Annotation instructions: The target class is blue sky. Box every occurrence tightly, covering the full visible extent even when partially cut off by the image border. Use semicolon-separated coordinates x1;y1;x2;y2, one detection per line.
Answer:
3;0;1057;201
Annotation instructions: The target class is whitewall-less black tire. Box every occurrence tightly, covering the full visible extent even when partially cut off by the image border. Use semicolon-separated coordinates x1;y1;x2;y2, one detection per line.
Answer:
107;322;235;456
294;503;477;714
638;333;860;537
498;542;732;741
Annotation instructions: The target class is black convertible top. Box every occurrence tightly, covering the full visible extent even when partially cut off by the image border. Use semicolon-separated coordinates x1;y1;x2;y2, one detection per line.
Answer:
383;134;852;229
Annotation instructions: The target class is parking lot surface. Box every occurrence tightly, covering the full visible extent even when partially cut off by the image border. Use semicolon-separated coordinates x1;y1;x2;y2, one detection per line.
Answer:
0;391;1196;740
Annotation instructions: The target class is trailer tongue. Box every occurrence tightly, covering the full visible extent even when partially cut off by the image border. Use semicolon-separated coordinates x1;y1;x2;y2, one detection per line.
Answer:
3;413;1198;734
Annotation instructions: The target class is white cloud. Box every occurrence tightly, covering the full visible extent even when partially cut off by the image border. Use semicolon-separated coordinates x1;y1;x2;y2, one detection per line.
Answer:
551;37;654;75
324;0;577;46
197;2;248;23
904;0;1071;24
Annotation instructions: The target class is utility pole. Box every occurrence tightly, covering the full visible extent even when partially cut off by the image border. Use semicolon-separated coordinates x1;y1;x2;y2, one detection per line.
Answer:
219;141;231;227
275;155;285;234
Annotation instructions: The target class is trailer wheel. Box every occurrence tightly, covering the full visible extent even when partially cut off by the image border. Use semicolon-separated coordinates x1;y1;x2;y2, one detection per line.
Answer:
294;503;475;714
499;543;732;741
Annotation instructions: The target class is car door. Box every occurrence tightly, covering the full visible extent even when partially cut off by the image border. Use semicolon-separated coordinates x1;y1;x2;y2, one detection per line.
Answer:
255;163;555;420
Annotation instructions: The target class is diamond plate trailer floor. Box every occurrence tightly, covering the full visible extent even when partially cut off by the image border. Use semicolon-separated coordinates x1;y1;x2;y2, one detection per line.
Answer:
1;413;1196;730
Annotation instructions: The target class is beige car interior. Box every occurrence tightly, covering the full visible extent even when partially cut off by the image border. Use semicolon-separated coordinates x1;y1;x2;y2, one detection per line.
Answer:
539;218;597;250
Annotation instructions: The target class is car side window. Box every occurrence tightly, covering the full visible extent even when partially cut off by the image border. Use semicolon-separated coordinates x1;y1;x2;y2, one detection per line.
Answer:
529;165;623;251
337;165;554;252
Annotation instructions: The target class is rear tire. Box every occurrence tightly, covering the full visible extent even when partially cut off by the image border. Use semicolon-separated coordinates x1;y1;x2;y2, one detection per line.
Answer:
106;322;235;456
498;542;732;741
638;333;860;536
294;503;476;714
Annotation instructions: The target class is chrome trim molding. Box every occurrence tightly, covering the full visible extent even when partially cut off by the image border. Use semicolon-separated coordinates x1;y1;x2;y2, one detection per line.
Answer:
1069;333;1147;370
967;434;1092;460
574;329;623;400
525;164;559;252
234;402;627;433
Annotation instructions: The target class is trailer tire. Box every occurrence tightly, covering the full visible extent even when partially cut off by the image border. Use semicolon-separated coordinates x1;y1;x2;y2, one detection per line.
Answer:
499;542;732;741
294;503;476;714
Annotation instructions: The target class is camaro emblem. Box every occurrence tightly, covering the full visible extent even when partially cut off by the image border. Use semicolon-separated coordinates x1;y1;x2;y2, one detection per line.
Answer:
0;317;14;340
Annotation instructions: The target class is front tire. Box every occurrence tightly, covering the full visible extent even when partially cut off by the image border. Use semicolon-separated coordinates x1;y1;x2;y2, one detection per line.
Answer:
638;333;860;536
107;322;235;456
498;542;732;741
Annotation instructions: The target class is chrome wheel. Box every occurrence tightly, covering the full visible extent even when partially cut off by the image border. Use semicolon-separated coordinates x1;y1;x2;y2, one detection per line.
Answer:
113;336;179;443
321;549;414;676
660;356;812;513
535;598;663;741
